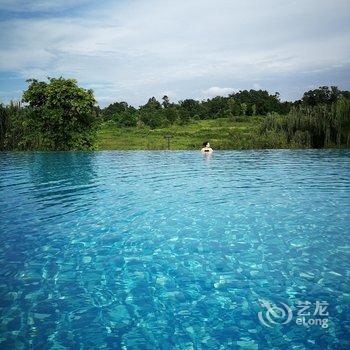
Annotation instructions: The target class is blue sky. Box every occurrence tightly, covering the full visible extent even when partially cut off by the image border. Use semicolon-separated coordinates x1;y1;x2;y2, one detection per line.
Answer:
0;0;350;107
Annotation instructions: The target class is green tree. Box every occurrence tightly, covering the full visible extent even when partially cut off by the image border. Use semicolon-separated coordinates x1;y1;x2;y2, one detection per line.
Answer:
229;89;289;115
202;96;228;118
112;111;137;127
180;99;202;119
259;97;350;148
139;110;165;128
302;86;341;106
252;104;257;116
227;98;241;116
241;103;247;116
178;108;191;124
22;77;97;150
138;97;165;128
102;101;130;120
164;107;179;124
162;95;171;108
141;97;162;111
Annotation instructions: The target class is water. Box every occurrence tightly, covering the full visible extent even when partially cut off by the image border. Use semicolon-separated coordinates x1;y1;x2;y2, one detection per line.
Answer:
0;150;349;349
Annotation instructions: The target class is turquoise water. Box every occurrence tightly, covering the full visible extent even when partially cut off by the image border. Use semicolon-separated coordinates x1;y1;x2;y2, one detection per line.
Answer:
0;150;349;349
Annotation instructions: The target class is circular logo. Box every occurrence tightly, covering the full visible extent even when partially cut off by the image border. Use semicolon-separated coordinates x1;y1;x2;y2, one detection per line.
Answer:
258;299;293;327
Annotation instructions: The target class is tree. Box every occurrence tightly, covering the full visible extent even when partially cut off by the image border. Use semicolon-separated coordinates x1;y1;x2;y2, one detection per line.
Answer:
138;97;165;128
301;86;343;106
139;110;165;128
112;111;137;127
102;101;130;120
0;103;8;149
252;104;257;116
260;97;350;148
180;99;202;119
140;97;162;111
163;107;179;124
229;89;288;115
227;98;241;117
178;108;191;124
241;103;247;116
22;77;97;150
202;96;228;118
162;95;171;108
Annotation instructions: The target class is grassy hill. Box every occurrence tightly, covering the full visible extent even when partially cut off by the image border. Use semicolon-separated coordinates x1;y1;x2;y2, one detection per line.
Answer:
96;117;287;150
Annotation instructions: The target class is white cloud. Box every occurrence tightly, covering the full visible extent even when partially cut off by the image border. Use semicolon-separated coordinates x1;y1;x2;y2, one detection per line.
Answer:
0;0;349;105
253;83;262;90
202;87;236;97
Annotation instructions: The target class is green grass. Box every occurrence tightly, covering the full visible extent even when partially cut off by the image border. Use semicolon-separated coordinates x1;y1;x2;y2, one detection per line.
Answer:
96;117;276;150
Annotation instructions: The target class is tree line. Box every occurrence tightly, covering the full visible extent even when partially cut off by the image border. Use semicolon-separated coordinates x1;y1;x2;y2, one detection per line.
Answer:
0;77;349;150
100;90;293;128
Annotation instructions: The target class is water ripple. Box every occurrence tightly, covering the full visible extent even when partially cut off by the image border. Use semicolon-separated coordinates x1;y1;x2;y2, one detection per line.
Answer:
0;150;349;349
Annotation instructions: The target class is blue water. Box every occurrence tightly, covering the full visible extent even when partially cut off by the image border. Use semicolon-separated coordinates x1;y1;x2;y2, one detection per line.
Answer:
0;150;349;349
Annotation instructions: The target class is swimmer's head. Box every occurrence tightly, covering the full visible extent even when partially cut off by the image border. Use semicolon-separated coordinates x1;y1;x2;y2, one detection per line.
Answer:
203;141;210;147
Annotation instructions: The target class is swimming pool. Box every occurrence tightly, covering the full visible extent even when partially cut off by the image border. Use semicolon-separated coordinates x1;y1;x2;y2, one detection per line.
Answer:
0;150;349;349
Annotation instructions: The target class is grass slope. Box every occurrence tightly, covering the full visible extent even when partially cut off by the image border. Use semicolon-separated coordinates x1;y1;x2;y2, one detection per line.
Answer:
96;117;282;150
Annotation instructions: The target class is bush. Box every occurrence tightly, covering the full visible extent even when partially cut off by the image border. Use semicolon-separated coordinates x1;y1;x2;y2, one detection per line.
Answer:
259;98;350;148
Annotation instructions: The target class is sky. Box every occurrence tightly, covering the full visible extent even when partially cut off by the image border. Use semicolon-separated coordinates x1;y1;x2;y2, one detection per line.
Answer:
0;0;350;107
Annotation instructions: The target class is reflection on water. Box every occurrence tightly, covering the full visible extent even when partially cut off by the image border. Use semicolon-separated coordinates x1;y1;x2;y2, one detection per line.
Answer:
0;150;349;349
202;151;213;164
28;152;98;207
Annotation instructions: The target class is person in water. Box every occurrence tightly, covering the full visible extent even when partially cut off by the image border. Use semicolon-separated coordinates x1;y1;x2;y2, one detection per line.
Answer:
201;141;213;153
